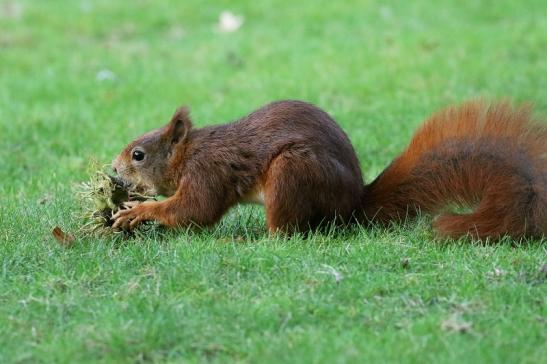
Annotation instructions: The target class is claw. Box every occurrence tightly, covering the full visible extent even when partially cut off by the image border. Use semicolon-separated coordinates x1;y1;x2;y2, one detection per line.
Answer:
123;201;142;209
111;209;131;230
111;203;150;231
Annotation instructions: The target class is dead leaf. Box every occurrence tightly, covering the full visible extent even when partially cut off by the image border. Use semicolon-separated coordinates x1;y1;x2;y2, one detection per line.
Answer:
1;1;24;20
217;11;243;33
318;264;344;283
487;267;506;278
37;193;52;205
96;69;116;82
167;25;185;40
52;226;76;248
441;315;473;333
493;268;506;277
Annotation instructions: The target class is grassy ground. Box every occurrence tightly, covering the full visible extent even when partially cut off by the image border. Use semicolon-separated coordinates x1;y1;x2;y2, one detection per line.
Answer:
1;0;546;363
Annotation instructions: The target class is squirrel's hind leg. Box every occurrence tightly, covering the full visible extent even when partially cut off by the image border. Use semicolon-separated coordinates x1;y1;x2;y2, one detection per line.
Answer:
262;150;358;234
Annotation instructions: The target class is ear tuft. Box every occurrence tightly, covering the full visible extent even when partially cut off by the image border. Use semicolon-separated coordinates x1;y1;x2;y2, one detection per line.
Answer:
166;106;193;145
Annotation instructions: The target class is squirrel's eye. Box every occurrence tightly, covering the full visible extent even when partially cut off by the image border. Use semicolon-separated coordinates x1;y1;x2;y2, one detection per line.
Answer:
132;150;145;161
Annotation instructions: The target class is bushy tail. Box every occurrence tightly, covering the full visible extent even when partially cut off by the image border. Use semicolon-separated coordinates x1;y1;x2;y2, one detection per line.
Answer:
361;100;546;240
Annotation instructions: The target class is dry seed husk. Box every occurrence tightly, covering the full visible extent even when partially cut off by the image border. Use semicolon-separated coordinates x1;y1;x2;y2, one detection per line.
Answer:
76;167;156;237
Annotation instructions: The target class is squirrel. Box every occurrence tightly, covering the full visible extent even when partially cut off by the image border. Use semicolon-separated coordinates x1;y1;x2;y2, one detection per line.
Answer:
111;100;546;240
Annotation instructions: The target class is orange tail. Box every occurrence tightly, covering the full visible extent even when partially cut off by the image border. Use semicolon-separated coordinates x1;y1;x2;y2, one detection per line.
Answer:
361;100;546;240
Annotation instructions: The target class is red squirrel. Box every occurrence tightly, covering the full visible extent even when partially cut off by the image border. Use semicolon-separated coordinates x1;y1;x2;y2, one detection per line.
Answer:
111;100;546;240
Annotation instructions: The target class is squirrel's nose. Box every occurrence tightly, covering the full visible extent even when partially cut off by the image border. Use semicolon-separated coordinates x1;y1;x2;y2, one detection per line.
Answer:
112;166;118;174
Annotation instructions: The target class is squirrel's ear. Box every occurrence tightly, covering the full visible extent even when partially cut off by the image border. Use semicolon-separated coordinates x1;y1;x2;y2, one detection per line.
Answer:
165;106;193;145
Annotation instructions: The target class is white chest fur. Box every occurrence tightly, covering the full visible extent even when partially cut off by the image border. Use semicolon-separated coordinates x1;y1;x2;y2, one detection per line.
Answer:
241;187;265;205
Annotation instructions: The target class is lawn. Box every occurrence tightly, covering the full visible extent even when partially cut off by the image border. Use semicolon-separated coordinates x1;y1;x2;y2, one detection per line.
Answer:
1;0;546;363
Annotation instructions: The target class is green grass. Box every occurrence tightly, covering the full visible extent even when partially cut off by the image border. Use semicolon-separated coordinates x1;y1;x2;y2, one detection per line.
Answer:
1;0;546;363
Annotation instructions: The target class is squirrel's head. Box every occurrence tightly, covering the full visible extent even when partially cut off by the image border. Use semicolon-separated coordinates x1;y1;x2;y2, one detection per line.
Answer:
112;107;193;197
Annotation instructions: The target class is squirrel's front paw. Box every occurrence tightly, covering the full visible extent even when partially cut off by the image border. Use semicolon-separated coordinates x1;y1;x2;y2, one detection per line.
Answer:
112;203;152;231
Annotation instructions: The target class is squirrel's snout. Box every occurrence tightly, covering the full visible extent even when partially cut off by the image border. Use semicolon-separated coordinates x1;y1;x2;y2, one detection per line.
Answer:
111;160;119;175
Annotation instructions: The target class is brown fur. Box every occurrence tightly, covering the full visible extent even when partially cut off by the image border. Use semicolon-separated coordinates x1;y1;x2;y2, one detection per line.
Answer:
112;100;546;240
362;100;546;239
112;100;363;233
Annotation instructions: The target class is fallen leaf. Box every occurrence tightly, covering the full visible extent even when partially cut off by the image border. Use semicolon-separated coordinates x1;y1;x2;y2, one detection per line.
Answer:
168;25;185;40
96;69;116;82
493;267;506;277
1;1;24;20
487;267;506;278
318;264;344;283
441;315;472;333
217;11;243;33
52;226;76;248
37;193;52;205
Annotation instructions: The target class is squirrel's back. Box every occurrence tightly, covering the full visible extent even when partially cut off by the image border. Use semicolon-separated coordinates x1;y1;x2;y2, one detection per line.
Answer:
362;100;546;240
